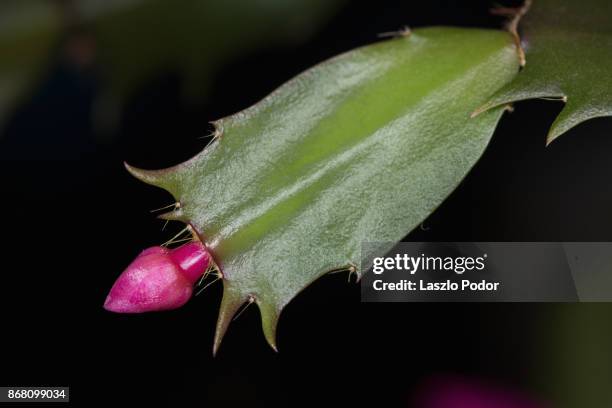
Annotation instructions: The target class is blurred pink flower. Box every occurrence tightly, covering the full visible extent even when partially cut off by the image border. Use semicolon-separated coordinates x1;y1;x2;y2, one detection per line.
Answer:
414;375;546;408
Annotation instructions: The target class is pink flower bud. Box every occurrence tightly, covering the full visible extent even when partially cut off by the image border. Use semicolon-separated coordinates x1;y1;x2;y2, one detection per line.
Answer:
104;242;211;313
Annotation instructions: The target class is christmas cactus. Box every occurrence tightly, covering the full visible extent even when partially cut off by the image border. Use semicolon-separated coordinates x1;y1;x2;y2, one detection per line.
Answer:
104;0;612;354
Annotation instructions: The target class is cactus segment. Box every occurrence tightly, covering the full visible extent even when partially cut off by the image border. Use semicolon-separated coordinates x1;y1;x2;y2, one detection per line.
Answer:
477;0;612;144
129;27;519;350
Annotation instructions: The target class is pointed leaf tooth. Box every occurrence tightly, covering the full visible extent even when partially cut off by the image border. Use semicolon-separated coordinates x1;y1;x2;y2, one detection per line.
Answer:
124;162;186;196
124;162;168;187
547;98;612;145
212;286;246;356
257;299;280;352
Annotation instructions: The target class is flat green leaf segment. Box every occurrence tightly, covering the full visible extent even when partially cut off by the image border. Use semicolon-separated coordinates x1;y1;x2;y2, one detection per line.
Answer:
128;27;518;352
477;0;612;144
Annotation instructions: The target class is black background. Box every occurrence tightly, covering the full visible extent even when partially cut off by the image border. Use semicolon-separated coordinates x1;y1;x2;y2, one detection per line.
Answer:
1;1;611;406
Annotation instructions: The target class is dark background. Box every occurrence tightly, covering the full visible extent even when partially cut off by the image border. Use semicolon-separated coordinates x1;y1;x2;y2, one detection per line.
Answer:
1;1;611;406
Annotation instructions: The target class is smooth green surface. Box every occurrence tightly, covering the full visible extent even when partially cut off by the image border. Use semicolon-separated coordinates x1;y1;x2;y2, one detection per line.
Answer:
128;27;518;351
478;0;612;144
